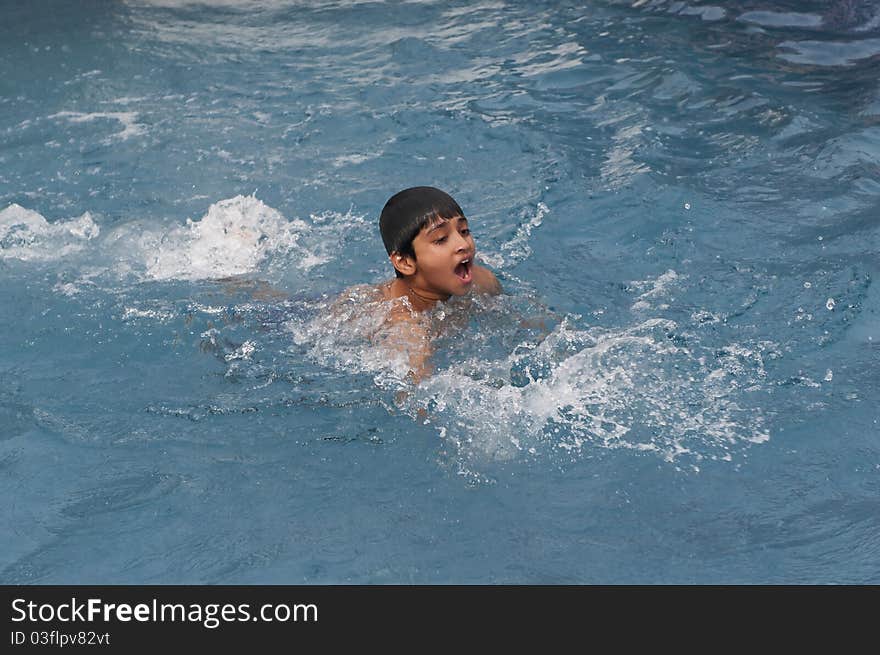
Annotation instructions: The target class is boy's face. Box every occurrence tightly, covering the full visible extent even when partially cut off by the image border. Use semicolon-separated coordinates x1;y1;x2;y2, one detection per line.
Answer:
396;214;476;297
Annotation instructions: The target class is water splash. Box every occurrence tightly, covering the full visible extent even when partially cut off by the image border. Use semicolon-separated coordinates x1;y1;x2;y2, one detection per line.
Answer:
410;316;771;468
285;286;773;471
48;111;146;142
480;202;549;269
286;287;416;392
145;195;316;281
0;204;99;261
2;195;369;289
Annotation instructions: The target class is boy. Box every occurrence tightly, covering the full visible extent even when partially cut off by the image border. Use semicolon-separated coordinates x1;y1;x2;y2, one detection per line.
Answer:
361;186;502;384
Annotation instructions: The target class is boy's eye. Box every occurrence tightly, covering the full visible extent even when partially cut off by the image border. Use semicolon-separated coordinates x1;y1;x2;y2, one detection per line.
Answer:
461;228;470;236
434;236;447;244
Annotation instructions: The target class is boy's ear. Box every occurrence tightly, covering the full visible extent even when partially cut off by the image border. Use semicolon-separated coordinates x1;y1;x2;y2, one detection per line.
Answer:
390;252;416;277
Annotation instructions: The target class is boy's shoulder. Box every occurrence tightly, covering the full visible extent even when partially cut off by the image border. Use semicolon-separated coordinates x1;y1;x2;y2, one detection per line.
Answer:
472;263;502;295
327;283;385;320
331;281;415;321
334;282;385;304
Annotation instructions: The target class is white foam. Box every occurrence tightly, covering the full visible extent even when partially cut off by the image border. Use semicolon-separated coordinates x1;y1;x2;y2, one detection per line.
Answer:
188;303;227;315
145;195;314;281
481;202;548;269
630;269;682;311
49;111;145;141
331;153;379;168
54;282;82;296
122;306;175;322
0;204;99;261
104;96;151;105
225;340;257;361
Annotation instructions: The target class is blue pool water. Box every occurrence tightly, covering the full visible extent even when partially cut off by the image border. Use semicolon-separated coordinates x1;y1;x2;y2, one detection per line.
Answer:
1;0;879;583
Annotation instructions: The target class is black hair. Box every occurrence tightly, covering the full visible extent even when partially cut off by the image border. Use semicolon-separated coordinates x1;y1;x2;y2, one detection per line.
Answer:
379;187;465;278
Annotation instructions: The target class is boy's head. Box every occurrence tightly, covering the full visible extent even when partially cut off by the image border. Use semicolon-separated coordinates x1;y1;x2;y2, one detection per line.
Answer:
379;186;467;279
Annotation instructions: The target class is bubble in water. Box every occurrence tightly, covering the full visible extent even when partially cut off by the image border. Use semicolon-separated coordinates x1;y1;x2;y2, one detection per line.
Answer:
803;281;812;289
825;297;835;310
824;369;833;382
684;203;691;210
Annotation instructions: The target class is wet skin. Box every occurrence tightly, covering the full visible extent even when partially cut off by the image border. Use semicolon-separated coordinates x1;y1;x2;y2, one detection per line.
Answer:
371;214;501;385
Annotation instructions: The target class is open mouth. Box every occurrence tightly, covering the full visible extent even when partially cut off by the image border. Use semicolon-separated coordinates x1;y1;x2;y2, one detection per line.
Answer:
454;258;472;282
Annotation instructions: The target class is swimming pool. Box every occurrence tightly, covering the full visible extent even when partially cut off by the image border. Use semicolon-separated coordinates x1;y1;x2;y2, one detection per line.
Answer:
1;0;878;583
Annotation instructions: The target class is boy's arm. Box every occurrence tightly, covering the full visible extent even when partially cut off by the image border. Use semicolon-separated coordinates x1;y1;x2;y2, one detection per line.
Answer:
376;303;434;385
401;325;433;385
215;276;288;301
327;283;381;318
377;306;433;417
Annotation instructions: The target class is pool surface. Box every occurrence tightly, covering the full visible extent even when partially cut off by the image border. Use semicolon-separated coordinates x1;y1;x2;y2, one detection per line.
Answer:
1;0;879;583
